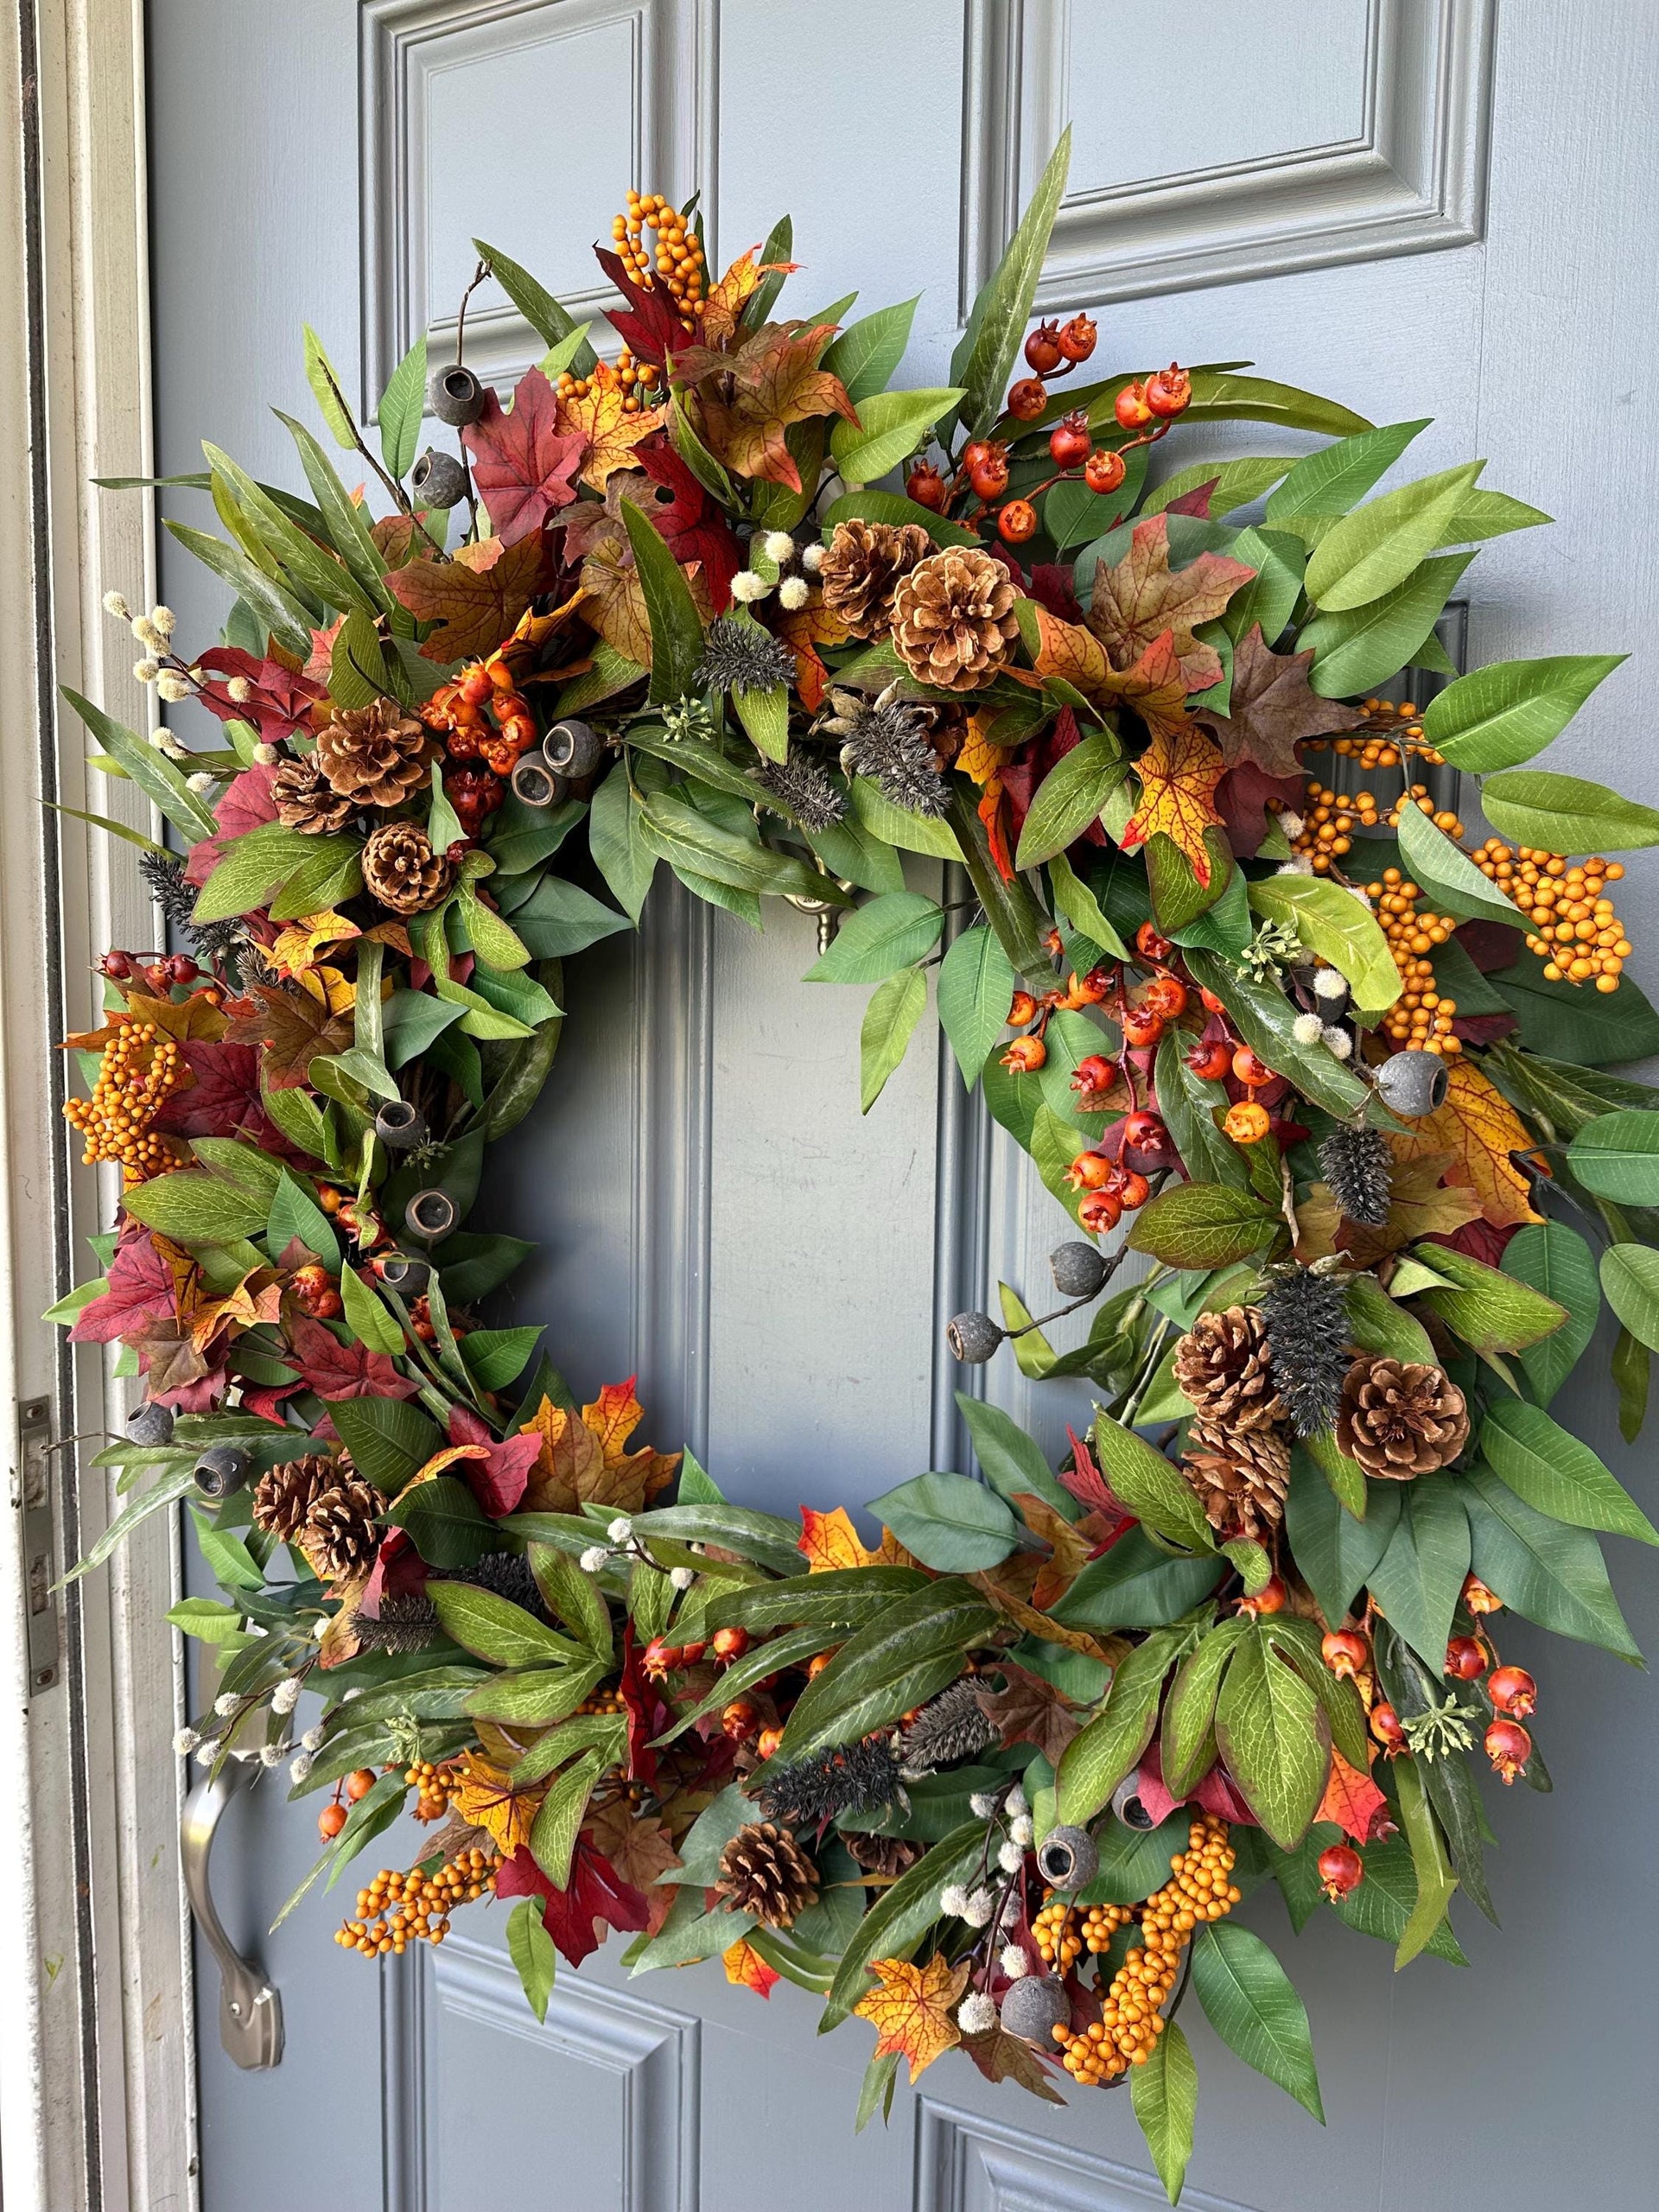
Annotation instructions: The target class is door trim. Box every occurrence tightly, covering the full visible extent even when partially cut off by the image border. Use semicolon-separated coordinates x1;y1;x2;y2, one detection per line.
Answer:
0;1;197;2204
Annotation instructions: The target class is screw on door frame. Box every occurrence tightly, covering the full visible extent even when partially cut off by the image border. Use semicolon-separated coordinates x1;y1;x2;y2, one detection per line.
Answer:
16;1398;58;1694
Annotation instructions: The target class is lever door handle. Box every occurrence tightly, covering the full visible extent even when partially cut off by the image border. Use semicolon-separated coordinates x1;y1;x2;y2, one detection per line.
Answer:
181;1757;284;2069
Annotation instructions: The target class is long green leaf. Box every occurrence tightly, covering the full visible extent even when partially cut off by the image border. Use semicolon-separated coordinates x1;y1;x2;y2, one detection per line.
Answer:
952;128;1072;441
1192;1921;1324;2120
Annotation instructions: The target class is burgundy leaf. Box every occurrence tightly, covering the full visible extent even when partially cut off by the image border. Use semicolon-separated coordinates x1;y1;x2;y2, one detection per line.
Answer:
285;1315;417;1401
69;1229;178;1345
461;369;588;546
634;442;741;612
194;650;327;741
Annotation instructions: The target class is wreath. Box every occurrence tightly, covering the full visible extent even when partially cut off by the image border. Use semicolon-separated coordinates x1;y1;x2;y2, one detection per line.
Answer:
56;135;1659;2201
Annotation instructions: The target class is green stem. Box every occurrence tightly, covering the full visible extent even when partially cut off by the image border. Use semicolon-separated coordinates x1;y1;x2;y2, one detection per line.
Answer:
944;787;1052;984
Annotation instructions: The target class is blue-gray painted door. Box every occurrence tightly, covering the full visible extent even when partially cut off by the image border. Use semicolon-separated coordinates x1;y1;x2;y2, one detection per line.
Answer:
152;2;1659;2204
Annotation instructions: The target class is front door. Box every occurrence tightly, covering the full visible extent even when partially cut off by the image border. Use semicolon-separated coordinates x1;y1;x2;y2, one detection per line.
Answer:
149;3;1659;2205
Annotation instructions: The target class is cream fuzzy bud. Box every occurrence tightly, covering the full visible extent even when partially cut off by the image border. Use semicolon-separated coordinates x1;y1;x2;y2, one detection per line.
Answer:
1277;852;1315;877
133;658;160;683
997;1839;1024;1874
762;531;796;564
271;1677;302;1715
226;676;253;702
1313;967;1348;1000
1276;810;1304;839
194;1743;217;1767
156;673;191;702
728;570;770;603
214;1692;240;1717
149;605;176;635
102;590;130;619
579;1546;610;1573
289;1751;313;1783
607;1516;633;1544
969;1791;998;1820
1293;1012;1325;1045
800;541;824;573
957;1992;997;2035
131;615;162;649
253;742;280;765
259;1743;283;1768
1010;1814;1033;1848
778;575;810;611
961;1887;995;1928
301;1725;325;1751
172;1726;200;1756
186;772;214;796
1005;1785;1028;1818
1323;1025;1354;1060
1000;1944;1030;1980
939;1884;970;1919
670;1565;696;1591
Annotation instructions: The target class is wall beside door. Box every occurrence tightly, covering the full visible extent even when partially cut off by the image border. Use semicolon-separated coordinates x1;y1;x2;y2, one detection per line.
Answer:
148;2;1659;2206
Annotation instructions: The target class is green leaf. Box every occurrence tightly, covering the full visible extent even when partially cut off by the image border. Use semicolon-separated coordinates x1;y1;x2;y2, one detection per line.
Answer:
1144;454;1296;518
952;127;1071;440
936;925;1016;1087
1055;1629;1187;1825
428;1583;584;1671
586;771;658;922
863;1471;1019;1573
459;1324;543;1391
1161;1618;1249;1796
1423;654;1627;773
1245;874;1400;1015
1192;1921;1324;2120
804;812;906;896
1301;550;1476;701
166;518;314;658
1214;1624;1329;1847
1266;418;1432;535
1494;960;1659;1066
505;1896;556;2024
1433;486;1550;548
1614;1324;1651;1443
1566;1110;1659;1204
1329;1833;1466;1963
188;823;338;925
66;1466;196;1580
777;1581;997;1760
830;388;963;485
1394;799;1526;928
1154;370;1370;440
1600;1242;1659;1355
1220;526;1306;648
1183;948;1381;1124
1479;1398;1656;1545
859;967;925;1112
529;1748;604;1888
323;1395;442;1495
731;679;789;764
620;503;705;707
1130;2018;1198;2205
339;1263;404;1357
1053;1529;1224;1632
639;792;847;904
1414;1241;1567;1357
1128;1181;1276;1269
1014;734;1128;870
275;413;391;607
1504;1221;1599;1405
1463;1464;1641;1658
1480;768;1659;855
1391;1751;1458;1969
60;690;219;842
958;1394;1077;1522
302;324;356;448
1043;461;1148;552
529;1543;613;1660
1047;851;1130;958
121;1169;268;1244
166;1597;248;1646
474;238;596;373
820;297;919;403
1304;461;1484;612
849;776;960;858
1091;1414;1216;1553
1366;1478;1471;1667
805;891;943;983
1284;1448;1402;1625
375;1472;490;1568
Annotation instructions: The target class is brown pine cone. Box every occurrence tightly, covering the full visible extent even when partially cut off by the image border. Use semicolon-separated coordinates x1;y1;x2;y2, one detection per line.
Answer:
1337;1357;1469;1478
271;755;356;833
714;1821;819;1929
1181;1416;1290;1544
1173;1306;1284;1433
841;1830;925;1880
889;544;1020;692
300;1472;382;1583
314;697;432;808
817;518;934;638
251;1451;340;1542
361;821;454;914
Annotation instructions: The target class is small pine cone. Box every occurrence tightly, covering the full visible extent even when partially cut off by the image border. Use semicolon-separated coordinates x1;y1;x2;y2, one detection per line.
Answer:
1173;1306;1283;1433
899;1678;997;1773
1337;1357;1470;1479
300;1473;383;1583
1181;1417;1291;1544
817;518;934;639
271;756;356;834
1260;1267;1354;1439
361;821;454;914
1319;1126;1394;1227
752;745;847;830
889;544;1020;693
251;1452;339;1543
446;1551;549;1620
842;1830;925;1879
351;1593;440;1655
314;698;432;807
715;1821;820;1929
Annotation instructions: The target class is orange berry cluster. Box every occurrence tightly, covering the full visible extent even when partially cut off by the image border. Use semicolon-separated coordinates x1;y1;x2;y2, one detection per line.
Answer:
1472;839;1630;989
65;1018;187;1183
423;650;537;777
576;1686;628;1717
1053;1817;1239;2084
1033;1897;1083;1970
1294;782;1376;869
404;1759;457;1824
1081;1899;1135;1954
1365;868;1463;1054
1389;783;1465;841
554;349;658;413
611;190;704;321
334;1847;496;1957
1329;698;1445;773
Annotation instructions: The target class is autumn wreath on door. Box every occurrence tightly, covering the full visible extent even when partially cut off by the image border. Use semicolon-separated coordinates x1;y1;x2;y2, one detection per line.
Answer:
57;133;1659;2201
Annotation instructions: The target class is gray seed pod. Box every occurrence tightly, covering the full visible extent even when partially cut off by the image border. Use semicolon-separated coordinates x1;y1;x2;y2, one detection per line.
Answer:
127;1399;175;1446
1375;1048;1449;1118
193;1445;250;1501
410;449;466;509
404;1188;459;1243
543;718;604;780
510;756;566;810
999;1974;1070;2045
429;364;486;426
1111;1774;1158;1831
374;1099;427;1151
1035;1823;1099;1891
947;1310;1003;1364
377;1252;430;1297
1050;1242;1109;1300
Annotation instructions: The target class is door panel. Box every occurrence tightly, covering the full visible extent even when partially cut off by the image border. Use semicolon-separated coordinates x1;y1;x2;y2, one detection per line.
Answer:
149;2;1659;2205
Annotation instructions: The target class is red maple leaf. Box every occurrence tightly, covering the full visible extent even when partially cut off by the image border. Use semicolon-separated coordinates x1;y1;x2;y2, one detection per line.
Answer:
358;1528;429;1616
1001;709;1105;855
633;442;741;611
497;1840;650;1968
69;1229;179;1345
1056;1425;1130;1528
149;1039;313;1166
194;649;327;740
1133;1742;1257;1828
289;1316;416;1400
444;1404;543;1517
1214;760;1305;859
461;368;588;546
591;246;691;367
183;762;283;887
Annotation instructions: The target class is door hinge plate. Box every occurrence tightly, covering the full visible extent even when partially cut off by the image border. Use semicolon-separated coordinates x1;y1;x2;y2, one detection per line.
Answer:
17;1398;58;1694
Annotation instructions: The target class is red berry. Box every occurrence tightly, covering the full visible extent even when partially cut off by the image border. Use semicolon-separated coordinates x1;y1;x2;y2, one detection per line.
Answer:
103;948;132;979
167;953;200;984
1318;1843;1363;1901
970;455;1010;501
1186;1039;1234;1082
1078;1188;1122;1234
997;499;1038;545
1006;378;1049;422
346;1768;377;1802
1487;1664;1537;1719
644;1636;675;1678
1370;1701;1405;1753
1084;448;1127;495
1240;1574;1286;1618
1072;1052;1116;1096
1445;1635;1486;1681
318;1802;347;1840
1198;987;1228;1015
711;1625;749;1663
144;961;172;994
1007;990;1038;1027
1121;1006;1164;1050
1121;1110;1169;1158
1484;1716;1531;1784
1048;410;1091;468
1135;921;1173;963
1115;1168;1150;1211
1145;363;1192;419
720;1699;760;1741
906;461;947;511
1001;1034;1047;1072
459;665;493;707
1321;1630;1369;1680
1058;315;1096;363
677;1640;707;1666
1065;1151;1113;1192
1462;1573;1503;1615
961;441;995;474
1231;1045;1271;1088
1025;321;1064;374
1141;975;1188;1020
1115;381;1154;431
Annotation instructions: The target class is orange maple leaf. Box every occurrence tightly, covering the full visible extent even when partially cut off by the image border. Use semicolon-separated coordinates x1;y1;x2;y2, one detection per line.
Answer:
693;322;858;491
957;715;1014;788
450;1750;545;1856
519;1394;605;1511
553;360;665;490
1121;722;1227;883
1085;513;1255;688
582;1377;682;1507
1099;629;1198;741
1029;604;1111;699
798;1504;879;1572
855;1953;970;2082
721;1936;780;1999
696;246;798;348
1317;1748;1391;1843
1013;1491;1094;1613
1389;1057;1542;1228
775;592;852;710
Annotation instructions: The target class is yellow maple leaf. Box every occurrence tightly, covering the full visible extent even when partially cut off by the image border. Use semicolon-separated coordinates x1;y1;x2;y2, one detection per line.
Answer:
518;1394;605;1513
1013;1491;1094;1613
1121;722;1227;883
958;714;1013;789
797;1504;879;1572
449;1751;544;1857
1390;1058;1542;1228
554;360;665;490
296;962;355;1017
264;908;360;978
721;1936;779;1998
1297;1147;1483;1267
855;1953;970;2082
1029;603;1110;698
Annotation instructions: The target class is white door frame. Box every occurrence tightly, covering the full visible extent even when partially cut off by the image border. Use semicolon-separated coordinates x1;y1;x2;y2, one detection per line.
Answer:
0;2;196;2204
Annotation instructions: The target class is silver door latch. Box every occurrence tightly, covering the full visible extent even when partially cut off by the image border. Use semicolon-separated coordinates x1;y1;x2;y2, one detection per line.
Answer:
181;1758;284;2069
16;1398;58;1694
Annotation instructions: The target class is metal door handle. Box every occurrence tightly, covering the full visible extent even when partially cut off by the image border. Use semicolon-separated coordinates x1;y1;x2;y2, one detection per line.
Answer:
181;1758;284;2069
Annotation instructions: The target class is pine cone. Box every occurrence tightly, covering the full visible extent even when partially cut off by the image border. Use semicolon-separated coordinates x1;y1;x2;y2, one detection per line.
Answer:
314;698;432;808
1173;1306;1283;1433
361;822;454;914
817;519;934;639
251;1452;339;1543
715;1821;820;1929
889;545;1020;692
1261;1267;1353;1438
1182;1417;1291;1544
300;1473;382;1583
1337;1357;1469;1478
1319;1126;1393;1228
899;1678;996;1773
351;1593;439;1656
842;1830;925;1879
446;1551;550;1620
271;756;356;834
